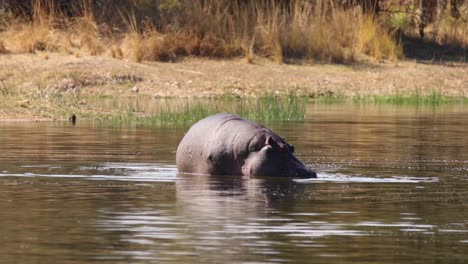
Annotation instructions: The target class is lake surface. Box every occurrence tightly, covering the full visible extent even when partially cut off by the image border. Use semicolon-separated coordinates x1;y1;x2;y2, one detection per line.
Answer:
1;103;467;263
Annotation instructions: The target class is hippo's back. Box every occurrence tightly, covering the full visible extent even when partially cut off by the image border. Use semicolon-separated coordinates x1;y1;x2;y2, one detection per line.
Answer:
176;113;261;175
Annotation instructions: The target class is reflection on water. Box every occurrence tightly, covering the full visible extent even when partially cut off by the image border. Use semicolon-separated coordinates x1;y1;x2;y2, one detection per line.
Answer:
1;163;177;182
0;103;467;263
298;172;439;183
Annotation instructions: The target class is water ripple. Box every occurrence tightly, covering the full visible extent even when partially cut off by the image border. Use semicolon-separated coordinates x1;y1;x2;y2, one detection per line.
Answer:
296;172;439;183
1;163;178;182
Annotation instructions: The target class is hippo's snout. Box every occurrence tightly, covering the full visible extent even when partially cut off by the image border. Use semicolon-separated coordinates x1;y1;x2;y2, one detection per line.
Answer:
294;166;317;179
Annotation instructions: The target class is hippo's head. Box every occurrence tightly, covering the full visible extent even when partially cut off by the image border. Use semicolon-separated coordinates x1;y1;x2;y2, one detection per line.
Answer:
242;133;316;178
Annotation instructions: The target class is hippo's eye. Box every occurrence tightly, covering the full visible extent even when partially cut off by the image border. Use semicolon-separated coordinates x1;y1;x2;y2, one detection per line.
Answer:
279;144;288;153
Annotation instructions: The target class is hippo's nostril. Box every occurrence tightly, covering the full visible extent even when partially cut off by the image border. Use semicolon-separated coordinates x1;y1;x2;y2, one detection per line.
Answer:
295;167;317;179
309;171;317;178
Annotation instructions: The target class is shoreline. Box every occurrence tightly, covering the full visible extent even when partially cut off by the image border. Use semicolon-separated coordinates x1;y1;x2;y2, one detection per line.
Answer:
0;53;467;121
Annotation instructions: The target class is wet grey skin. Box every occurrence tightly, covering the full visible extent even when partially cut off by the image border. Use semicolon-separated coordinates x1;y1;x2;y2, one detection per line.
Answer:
176;113;316;178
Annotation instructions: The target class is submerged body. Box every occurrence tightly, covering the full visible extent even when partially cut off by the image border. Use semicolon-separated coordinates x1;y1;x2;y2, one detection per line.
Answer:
176;113;316;178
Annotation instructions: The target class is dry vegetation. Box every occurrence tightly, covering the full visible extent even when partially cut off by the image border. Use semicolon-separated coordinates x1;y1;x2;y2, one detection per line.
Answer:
0;1;396;63
0;40;7;53
382;0;468;45
0;0;467;64
1;0;467;63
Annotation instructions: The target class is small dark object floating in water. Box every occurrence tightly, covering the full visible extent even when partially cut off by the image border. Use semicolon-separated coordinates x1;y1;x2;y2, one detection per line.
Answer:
69;114;76;125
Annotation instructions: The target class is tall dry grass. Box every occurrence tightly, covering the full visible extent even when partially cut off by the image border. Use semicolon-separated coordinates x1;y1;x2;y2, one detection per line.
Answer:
383;0;468;49
430;2;468;48
0;0;403;63
70;1;104;55
251;1;401;62
1;0;105;55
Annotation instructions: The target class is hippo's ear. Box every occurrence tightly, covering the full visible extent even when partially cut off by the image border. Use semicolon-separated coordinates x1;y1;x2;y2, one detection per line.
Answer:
265;136;274;146
266;136;286;152
249;135;277;153
290;144;295;153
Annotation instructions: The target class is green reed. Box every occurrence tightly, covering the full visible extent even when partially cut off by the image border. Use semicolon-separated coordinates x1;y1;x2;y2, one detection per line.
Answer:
360;92;456;105
314;91;466;105
95;96;307;127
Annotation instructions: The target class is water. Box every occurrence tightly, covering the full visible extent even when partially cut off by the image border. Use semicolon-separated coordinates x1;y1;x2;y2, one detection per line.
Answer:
1;103;467;263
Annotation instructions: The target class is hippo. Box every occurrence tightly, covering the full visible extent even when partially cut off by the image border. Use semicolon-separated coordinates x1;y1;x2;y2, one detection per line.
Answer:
176;113;316;178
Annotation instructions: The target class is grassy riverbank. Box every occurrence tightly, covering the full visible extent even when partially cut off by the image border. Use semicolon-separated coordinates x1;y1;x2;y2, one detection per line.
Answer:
1;1;466;123
0;53;466;124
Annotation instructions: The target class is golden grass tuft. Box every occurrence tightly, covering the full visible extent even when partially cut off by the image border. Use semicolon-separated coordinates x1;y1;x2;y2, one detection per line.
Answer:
0;40;8;53
110;44;123;59
71;16;103;55
121;31;170;62
123;33;143;63
357;14;403;61
8;23;51;53
142;31;163;61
